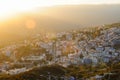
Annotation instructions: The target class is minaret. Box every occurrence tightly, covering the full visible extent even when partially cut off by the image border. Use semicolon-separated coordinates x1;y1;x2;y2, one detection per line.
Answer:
13;51;17;63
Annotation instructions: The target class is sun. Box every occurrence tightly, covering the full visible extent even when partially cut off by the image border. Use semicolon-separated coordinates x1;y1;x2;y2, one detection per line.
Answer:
0;0;53;21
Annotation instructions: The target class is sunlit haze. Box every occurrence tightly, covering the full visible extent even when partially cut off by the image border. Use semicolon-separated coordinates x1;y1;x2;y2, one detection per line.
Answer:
0;0;120;79
0;0;120;20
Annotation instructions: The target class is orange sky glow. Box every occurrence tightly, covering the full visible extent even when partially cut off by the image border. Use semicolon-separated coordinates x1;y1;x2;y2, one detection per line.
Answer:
0;0;120;21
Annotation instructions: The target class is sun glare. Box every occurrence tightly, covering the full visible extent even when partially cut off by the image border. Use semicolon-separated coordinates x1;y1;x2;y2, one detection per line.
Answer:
0;0;53;21
25;19;36;29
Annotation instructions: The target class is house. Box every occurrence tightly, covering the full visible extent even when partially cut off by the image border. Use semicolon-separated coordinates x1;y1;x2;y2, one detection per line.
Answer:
7;67;27;75
112;38;120;49
103;56;111;63
82;58;92;65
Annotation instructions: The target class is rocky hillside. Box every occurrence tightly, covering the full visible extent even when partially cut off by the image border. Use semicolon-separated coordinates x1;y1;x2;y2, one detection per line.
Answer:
0;23;119;80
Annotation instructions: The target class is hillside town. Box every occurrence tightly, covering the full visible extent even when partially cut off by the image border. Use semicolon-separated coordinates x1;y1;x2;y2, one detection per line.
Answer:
0;23;120;80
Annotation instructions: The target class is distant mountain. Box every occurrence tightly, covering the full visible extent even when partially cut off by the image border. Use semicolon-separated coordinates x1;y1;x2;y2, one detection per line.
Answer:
39;4;120;26
0;4;120;43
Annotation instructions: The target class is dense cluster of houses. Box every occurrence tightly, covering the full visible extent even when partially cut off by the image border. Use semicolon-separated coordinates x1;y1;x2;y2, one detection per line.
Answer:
28;26;120;66
0;25;120;75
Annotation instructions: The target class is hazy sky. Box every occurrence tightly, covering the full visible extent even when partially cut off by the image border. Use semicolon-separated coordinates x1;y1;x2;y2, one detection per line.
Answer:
0;0;120;20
